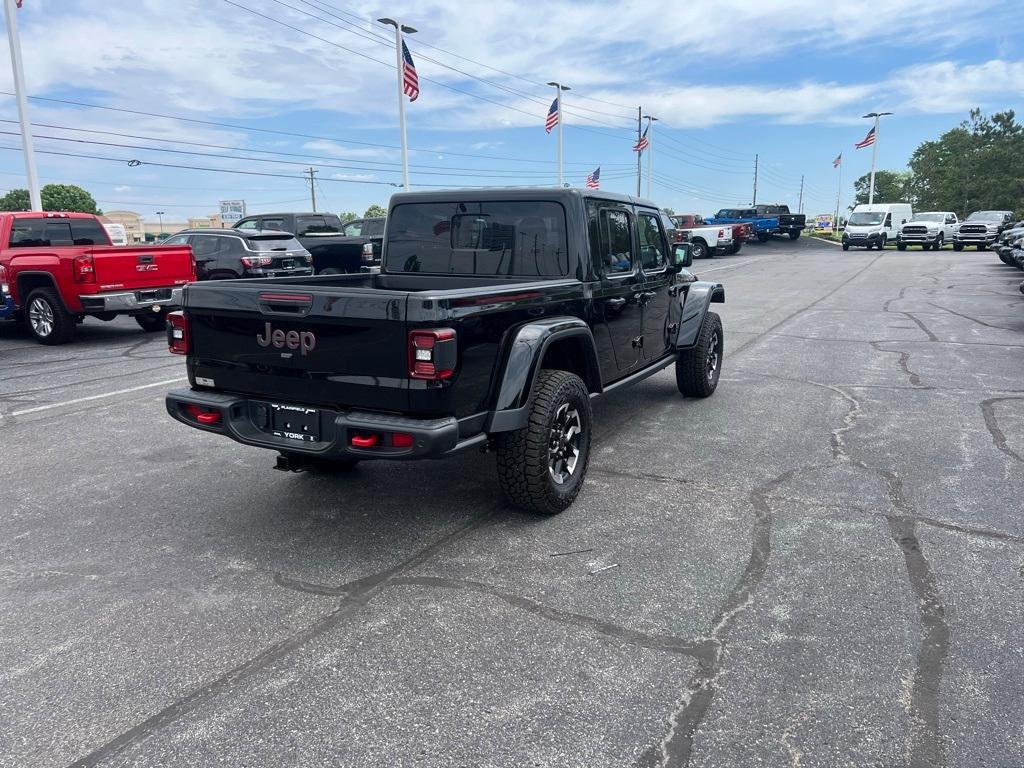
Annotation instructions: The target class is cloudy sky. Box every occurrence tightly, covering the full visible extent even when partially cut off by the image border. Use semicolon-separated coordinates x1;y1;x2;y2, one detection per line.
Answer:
1;0;1022;222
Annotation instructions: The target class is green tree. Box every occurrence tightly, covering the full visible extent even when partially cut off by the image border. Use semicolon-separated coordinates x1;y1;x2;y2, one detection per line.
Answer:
364;204;387;218
852;170;915;208
0;183;102;214
661;207;675;216
908;109;1024;217
0;189;30;211
339;211;359;224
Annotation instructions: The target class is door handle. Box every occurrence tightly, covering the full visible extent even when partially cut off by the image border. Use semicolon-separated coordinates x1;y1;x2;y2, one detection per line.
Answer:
607;297;626;309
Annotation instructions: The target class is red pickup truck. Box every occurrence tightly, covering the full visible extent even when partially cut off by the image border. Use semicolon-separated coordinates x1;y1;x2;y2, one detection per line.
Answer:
0;212;194;344
671;213;750;255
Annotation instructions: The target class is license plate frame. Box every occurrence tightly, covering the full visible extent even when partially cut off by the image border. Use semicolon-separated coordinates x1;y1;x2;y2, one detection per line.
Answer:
270;403;320;442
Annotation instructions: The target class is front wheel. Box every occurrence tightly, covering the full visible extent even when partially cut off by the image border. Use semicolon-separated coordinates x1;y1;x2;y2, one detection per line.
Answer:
495;370;592;515
25;287;76;345
842;241;850;251
676;312;723;398
897;242;907;251
135;311;166;332
935;235;944;250
953;242;964;252
978;244;987;251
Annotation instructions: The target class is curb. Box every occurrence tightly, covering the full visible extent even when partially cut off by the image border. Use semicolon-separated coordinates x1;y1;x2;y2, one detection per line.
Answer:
810;236;842;247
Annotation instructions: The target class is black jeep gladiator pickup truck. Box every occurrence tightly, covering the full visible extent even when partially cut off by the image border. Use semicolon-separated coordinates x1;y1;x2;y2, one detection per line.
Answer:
753;204;806;240
166;188;725;514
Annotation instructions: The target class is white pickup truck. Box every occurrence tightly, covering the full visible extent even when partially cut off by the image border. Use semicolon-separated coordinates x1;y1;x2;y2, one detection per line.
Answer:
896;211;958;251
669;214;734;259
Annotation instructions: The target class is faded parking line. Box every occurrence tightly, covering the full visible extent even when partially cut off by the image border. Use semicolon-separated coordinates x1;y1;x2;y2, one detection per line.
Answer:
7;377;187;417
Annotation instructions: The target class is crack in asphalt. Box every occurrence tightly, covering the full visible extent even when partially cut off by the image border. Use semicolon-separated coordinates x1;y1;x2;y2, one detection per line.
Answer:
980;397;1024;464
63;511;499;768
869;342;926;388
927;301;1020;331
275;573;715;659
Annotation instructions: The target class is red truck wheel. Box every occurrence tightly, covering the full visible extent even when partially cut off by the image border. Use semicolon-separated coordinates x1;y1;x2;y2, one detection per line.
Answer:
25;287;77;345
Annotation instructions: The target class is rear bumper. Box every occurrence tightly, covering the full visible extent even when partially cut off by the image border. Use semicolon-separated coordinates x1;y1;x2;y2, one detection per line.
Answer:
166;388;472;460
79;286;184;314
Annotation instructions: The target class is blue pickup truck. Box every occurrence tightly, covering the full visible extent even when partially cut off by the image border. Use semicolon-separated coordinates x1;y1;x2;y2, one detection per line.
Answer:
707;208;779;243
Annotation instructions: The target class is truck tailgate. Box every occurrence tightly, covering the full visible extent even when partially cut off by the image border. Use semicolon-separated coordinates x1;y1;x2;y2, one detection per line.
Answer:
184;281;410;411
92;245;194;291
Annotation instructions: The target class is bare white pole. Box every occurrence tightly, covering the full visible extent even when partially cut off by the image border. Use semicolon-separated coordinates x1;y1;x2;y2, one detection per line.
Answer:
379;17;415;190
4;0;41;211
644;115;657;199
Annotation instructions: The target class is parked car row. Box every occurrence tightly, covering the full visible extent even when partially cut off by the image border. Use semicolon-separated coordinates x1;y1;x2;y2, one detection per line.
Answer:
993;219;1024;283
841;205;1017;252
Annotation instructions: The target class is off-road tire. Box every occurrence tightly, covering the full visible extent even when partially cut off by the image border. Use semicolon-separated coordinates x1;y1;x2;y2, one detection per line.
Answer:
676;311;722;398
25;287;76;345
495;370;592;515
135;311;166;332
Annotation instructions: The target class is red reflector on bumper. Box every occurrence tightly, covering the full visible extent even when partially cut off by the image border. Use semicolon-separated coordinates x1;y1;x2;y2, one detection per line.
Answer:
392;432;414;448
351;433;379;448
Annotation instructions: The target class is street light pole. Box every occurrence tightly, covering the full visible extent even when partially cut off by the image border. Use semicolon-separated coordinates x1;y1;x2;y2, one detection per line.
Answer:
547;82;570;186
4;0;41;211
862;111;893;205
379;17;417;190
156;211;165;236
643;115;658;199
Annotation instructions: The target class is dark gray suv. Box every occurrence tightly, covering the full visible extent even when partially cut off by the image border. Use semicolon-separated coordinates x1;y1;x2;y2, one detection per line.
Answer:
162;229;313;281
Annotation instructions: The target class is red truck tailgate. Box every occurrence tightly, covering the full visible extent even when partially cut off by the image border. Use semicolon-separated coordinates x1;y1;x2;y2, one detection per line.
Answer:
90;245;194;292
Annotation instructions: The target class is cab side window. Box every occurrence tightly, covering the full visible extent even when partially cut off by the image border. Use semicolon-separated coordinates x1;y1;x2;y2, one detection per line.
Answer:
637;213;668;271
235;219;258;231
599;209;633;276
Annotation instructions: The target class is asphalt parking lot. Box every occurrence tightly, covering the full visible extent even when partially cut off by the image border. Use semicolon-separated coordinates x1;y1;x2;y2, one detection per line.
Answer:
2;235;1023;768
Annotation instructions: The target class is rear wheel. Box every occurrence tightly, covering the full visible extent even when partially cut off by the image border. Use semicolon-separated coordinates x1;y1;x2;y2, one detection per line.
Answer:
757;232;769;243
318;267;342;275
690;240;708;260
676;312;723;398
134;311;166;332
495;370;592;515
788;230;800;240
25;287;76;345
731;241;742;255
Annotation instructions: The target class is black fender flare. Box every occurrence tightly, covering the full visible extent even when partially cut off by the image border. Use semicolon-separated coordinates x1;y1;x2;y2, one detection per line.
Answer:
674;280;725;349
14;270;71;313
486;317;601;433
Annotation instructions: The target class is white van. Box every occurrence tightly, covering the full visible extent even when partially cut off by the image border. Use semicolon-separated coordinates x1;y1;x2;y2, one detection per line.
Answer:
103;222;129;246
841;203;913;251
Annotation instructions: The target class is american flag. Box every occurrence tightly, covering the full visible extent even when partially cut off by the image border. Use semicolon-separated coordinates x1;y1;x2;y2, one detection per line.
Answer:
401;40;419;102
855;127;875;149
633;125;649;152
832;153;842;168
585;167;600;189
545;98;558;133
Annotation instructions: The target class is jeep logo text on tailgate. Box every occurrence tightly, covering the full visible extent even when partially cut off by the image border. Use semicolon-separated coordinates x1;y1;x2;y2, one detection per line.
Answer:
256;322;316;355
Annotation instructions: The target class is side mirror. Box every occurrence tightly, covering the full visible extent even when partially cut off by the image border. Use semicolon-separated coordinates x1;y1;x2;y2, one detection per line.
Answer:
901;219;907;225
672;242;692;270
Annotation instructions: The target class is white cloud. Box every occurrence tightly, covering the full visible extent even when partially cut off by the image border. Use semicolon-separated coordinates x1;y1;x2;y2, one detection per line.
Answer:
113;185;131;192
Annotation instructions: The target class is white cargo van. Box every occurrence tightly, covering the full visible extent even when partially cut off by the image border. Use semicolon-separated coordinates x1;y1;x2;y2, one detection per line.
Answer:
841;203;913;251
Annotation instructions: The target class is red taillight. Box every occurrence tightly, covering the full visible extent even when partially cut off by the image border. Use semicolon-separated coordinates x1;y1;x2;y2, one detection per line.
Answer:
719;229;727;238
0;264;7;295
73;254;96;283
241;255;273;268
409;328;456;380
167;310;190;355
391;432;414;448
361;243;375;263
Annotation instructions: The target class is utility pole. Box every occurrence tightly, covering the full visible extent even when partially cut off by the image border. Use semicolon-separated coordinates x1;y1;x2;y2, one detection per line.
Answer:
752;154;759;206
547;82;570;187
379;17;417;190
156;211;165;236
636;106;642;197
4;0;41;211
834;158;843;231
643;114;658;199
798;175;804;214
306;168;318;212
862;111;893;205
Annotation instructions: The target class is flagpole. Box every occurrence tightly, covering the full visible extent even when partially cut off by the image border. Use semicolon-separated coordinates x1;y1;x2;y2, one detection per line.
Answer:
547;82;569;187
379;17;416;190
5;0;41;211
644;115;658;199
636;106;642;197
835;157;842;232
862;111;892;206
